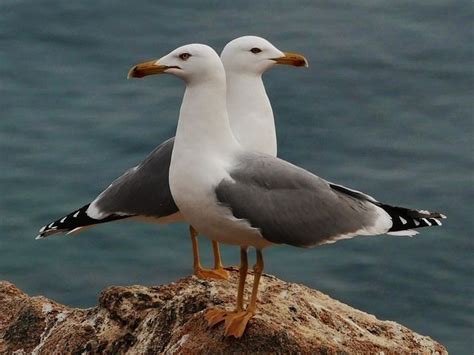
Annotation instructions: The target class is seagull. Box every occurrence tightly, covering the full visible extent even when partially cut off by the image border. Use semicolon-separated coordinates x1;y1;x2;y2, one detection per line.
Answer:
36;36;307;280
132;43;446;338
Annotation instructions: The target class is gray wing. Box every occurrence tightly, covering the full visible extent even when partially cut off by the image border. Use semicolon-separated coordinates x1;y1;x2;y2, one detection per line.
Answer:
215;152;385;247
89;137;178;218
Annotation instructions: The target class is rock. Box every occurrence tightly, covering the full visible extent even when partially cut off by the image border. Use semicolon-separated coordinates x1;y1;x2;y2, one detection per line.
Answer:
0;269;447;354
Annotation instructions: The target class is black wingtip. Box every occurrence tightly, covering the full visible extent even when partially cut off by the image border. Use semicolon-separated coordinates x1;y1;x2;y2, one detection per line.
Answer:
36;203;131;239
380;204;446;232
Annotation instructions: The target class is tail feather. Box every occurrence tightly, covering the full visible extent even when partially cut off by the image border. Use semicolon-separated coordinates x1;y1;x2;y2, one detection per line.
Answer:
377;203;446;235
36;204;129;239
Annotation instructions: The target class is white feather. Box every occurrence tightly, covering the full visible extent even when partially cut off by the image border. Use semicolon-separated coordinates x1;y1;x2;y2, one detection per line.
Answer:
387;230;419;237
432;219;442;226
421;218;432;226
66;227;85;235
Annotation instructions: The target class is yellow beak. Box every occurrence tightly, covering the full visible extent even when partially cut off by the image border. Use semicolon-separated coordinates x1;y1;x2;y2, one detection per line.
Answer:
127;60;173;79
273;52;308;67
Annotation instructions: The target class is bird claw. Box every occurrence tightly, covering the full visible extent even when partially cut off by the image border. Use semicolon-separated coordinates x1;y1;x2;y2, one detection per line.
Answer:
205;308;255;338
194;267;230;280
205;308;228;327
224;310;254;338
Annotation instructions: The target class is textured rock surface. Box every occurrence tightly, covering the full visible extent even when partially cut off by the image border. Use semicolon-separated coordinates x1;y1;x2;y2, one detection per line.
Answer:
0;269;447;354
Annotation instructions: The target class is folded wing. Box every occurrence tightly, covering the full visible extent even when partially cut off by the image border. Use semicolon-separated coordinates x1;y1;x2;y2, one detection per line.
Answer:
215;152;444;248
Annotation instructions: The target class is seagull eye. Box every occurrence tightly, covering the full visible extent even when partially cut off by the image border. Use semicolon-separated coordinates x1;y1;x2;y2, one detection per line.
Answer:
179;53;191;61
250;48;262;54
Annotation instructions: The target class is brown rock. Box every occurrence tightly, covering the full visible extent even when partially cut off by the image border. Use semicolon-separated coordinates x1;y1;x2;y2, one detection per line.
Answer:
0;269;447;354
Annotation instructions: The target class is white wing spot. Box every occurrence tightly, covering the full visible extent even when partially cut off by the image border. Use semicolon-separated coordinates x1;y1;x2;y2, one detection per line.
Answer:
47;222;55;228
73;211;80;218
421;218;432;226
86;203;107;219
414;220;420;226
399;216;407;225
432;219;442;226
60;217;67;223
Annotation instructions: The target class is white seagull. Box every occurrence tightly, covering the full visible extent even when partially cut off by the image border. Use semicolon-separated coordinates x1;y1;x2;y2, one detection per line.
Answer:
36;36;307;280
134;43;446;337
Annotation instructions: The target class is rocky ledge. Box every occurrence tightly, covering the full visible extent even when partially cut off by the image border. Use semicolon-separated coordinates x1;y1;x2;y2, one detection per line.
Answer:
0;269;446;354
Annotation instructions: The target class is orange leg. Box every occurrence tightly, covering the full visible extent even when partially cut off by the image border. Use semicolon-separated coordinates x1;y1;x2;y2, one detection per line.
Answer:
190;226;229;280
224;248;264;337
206;248;264;338
211;239;229;279
205;247;248;327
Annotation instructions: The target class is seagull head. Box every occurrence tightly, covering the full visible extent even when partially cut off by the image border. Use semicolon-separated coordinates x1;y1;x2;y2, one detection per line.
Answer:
128;44;225;84
221;36;308;76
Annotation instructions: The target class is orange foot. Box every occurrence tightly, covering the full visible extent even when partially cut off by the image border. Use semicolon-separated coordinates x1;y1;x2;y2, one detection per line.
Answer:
194;267;229;280
205;309;255;338
205;308;228;327
223;310;254;338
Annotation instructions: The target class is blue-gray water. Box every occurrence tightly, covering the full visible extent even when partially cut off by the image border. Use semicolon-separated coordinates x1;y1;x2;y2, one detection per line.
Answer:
1;1;472;353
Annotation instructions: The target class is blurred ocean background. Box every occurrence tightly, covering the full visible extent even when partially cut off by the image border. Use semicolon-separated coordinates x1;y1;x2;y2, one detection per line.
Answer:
1;1;472;353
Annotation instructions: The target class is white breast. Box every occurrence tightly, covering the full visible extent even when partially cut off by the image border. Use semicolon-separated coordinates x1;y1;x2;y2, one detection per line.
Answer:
168;68;274;249
170;147;272;249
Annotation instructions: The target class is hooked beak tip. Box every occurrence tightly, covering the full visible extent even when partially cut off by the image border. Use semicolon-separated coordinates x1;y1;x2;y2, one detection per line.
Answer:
127;66;138;79
126;60;169;79
273;52;309;68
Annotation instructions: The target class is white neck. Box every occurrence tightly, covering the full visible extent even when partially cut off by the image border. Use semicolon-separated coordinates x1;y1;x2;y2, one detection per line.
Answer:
226;72;277;157
173;77;240;161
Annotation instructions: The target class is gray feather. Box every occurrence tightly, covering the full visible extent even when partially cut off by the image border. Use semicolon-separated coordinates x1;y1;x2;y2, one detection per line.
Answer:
91;137;178;218
215;152;381;247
